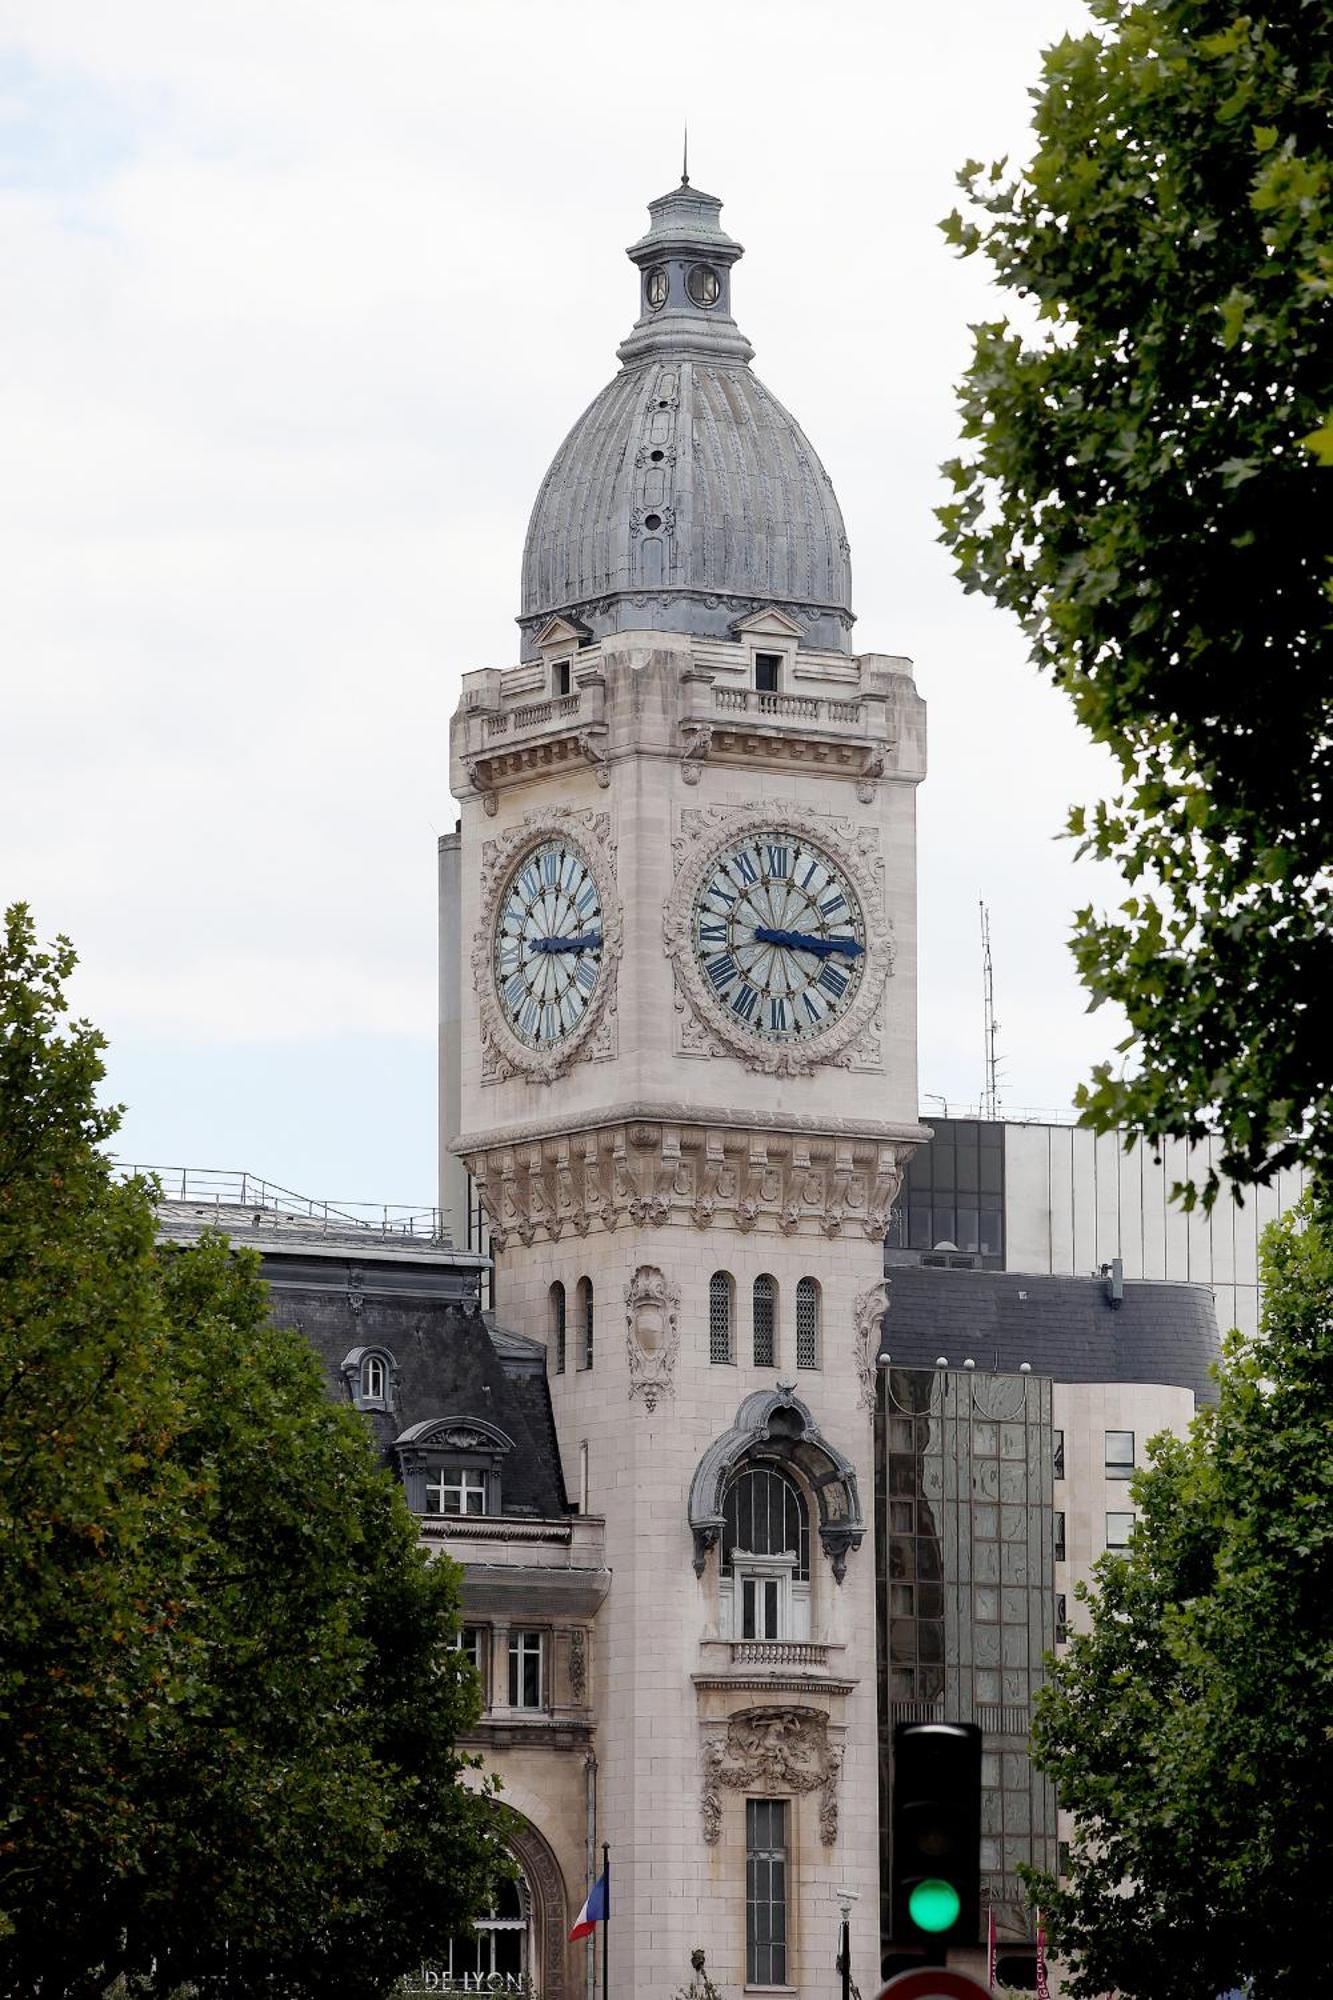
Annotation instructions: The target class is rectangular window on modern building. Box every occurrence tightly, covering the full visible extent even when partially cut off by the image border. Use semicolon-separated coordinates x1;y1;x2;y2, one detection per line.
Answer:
746;1798;788;1986
1053;1429;1065;1481
508;1630;543;1709
885;1117;1006;1267
1105;1430;1135;1477
1053;1511;1066;1563
1106;1512;1135;1550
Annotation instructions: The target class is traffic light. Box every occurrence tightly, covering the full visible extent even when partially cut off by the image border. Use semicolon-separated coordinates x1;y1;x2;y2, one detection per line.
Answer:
890;1720;982;1951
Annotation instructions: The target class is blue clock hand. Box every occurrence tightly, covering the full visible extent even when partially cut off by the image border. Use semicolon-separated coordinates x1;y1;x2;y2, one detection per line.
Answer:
752;927;864;960
529;932;603;955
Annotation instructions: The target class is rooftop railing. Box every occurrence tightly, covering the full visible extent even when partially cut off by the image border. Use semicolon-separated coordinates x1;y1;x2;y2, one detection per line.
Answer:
112;1161;448;1242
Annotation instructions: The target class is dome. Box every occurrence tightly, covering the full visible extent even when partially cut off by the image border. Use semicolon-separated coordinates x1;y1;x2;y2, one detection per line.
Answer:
519;181;853;658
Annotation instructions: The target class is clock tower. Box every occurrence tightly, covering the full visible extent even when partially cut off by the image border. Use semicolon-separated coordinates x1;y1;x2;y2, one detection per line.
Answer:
445;175;926;2000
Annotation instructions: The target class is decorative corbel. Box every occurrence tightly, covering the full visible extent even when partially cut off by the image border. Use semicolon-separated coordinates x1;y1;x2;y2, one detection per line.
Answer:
578;727;611;789
679;721;713;786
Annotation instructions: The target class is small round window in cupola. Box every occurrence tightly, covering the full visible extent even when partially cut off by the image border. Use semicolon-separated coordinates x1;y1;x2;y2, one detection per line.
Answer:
643;513;663;533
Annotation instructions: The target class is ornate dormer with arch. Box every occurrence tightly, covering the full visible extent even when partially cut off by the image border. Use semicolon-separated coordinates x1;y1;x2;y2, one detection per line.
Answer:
688;1385;865;1585
394;1415;515;1519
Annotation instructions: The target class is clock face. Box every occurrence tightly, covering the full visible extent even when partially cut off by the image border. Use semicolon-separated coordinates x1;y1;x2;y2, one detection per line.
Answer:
691;833;866;1041
493;839;604;1049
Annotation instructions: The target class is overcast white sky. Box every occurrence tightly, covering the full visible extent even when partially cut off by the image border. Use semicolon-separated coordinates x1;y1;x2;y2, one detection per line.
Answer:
1;0;1127;1208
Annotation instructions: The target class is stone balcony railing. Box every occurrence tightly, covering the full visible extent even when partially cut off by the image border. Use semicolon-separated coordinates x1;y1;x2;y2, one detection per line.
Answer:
712;686;865;730
729;1639;830;1669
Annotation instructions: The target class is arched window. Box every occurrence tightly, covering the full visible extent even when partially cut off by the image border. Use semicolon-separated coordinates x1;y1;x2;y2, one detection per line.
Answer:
550;1281;567;1376
362;1353;387;1402
578;1277;594;1371
444;1871;530;1983
752;1274;777;1368
796;1277;821;1370
709;1271;735;1365
720;1461;811;1641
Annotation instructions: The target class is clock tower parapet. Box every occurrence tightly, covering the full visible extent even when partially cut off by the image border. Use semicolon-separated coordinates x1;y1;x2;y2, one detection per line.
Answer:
450;627;925;817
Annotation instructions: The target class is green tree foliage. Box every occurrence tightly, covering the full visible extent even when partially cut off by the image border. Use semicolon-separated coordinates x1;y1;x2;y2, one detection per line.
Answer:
939;0;1333;1203
0;905;504;1998
1028;1196;1333;1999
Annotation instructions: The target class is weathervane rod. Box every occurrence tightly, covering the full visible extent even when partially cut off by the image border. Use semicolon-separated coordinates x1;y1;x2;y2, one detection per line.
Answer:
682;120;689;186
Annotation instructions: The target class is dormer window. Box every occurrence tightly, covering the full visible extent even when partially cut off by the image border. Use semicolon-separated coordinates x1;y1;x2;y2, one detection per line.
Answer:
394;1417;515;1522
427;1467;488;1516
754;652;782;694
551;657;571;697
341;1346;396;1412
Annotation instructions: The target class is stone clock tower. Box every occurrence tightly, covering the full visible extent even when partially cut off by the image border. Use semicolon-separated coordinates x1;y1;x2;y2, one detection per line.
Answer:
444;176;926;2000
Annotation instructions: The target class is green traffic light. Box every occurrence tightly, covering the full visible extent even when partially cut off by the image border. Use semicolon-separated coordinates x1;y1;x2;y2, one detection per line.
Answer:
908;1877;961;1933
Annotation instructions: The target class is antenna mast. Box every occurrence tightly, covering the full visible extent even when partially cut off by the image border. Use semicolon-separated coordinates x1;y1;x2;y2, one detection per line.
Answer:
980;900;1000;1120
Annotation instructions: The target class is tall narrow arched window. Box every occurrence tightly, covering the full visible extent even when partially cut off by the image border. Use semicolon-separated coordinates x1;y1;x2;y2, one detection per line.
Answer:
444;1871;530;1984
720;1461;811;1640
796;1277;821;1370
578;1277;594;1371
361;1353;387;1402
550;1281;567;1376
709;1271;735;1365
752;1274;777;1368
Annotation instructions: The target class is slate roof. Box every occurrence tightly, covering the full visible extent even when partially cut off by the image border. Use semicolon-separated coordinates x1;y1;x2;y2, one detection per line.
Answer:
155;1204;568;1517
879;1266;1221;1404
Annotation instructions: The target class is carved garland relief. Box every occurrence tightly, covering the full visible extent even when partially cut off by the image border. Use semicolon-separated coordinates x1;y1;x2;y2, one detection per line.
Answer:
471;805;622;1086
853;1278;892;1413
701;1706;842;1847
662;798;894;1077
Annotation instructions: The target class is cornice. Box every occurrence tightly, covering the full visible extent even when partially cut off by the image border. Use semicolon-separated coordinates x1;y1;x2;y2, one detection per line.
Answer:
454;1100;928;1157
460;1116;917;1248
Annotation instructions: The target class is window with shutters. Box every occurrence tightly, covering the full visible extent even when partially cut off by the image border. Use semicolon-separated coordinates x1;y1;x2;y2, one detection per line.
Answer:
578;1277;594;1371
720;1462;810;1641
752;1274;776;1368
795;1277;820;1369
550;1281;566;1375
746;1799;789;1986
710;1271;735;1365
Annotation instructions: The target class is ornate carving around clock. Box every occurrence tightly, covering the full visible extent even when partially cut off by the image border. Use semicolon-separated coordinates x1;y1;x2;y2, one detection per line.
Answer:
853;1277;892;1412
472;806;622;1085
624;1263;681;1412
663;799;893;1076
700;1706;842;1846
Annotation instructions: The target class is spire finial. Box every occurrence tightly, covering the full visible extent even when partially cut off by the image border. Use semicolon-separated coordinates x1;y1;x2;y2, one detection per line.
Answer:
681;120;689;186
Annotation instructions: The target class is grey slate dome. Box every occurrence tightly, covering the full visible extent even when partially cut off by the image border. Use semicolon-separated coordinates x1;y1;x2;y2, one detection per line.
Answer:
519;179;854;658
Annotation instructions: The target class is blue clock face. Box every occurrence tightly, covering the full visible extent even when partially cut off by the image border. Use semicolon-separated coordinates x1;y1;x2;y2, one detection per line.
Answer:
493;840;604;1048
691;833;866;1041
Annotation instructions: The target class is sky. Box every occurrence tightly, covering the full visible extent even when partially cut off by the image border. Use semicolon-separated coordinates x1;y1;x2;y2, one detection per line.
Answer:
0;0;1127;1211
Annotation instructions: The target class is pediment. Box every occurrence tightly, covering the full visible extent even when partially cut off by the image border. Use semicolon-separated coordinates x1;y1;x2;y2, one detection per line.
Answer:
729;606;805;641
533;615;589;654
395;1416;514;1455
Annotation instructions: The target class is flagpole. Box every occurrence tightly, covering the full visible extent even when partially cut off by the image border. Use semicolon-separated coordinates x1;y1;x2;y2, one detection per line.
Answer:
601;1843;610;2000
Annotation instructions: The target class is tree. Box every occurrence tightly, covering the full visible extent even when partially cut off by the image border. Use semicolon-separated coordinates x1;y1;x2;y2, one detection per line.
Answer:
1026;1195;1333;2000
939;0;1333;1203
0;905;504;1998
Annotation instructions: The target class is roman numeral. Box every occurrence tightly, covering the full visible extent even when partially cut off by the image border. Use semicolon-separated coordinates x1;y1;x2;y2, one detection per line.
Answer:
820;892;847;917
818;964;849;999
731;984;759;1022
706;953;738;991
504;973;527;1010
765;844;790;878
574;959;597;992
699;921;727;944
732;850;759;886
768;996;789;1032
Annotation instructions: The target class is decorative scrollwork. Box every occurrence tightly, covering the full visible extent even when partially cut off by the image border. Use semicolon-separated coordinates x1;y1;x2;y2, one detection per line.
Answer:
624;1264;681;1413
701;1706;841;1846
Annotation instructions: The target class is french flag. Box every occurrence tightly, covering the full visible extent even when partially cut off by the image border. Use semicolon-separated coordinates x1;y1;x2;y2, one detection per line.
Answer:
569;1866;609;1941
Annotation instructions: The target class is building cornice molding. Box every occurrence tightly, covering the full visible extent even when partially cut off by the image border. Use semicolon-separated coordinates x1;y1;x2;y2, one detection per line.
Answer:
460;1117;915;1248
454;1101;929;1156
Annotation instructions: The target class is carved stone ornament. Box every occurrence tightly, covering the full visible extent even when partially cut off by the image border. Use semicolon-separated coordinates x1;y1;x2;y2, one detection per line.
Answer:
854;1277;892;1413
568;1627;587;1703
701;1706;842;1846
470;805;622;1086
463;1118;910;1251
625;1263;681;1412
662;798;894;1077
